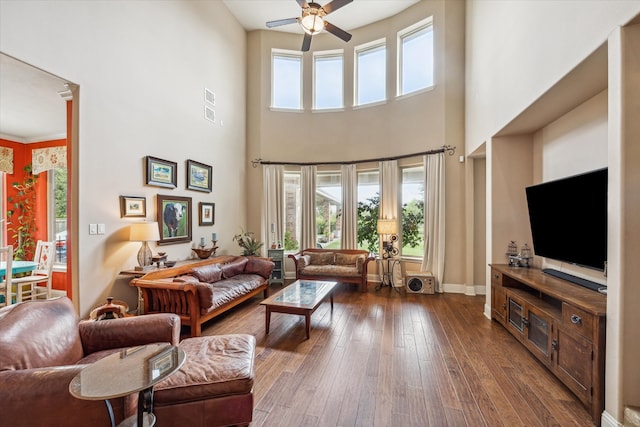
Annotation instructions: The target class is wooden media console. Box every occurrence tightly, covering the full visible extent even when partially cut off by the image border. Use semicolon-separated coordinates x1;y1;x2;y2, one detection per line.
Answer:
490;264;607;425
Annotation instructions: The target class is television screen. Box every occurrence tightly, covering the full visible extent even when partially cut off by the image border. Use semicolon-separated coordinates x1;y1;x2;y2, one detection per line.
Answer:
525;168;607;272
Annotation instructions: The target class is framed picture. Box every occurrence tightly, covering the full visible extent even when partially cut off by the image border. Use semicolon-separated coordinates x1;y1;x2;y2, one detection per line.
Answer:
157;194;192;245
198;202;215;226
120;196;146;218
147;346;178;381
186;159;212;192
146;156;177;188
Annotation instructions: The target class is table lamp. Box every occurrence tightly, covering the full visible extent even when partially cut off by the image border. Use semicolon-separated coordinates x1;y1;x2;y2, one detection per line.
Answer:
377;219;398;258
130;222;160;268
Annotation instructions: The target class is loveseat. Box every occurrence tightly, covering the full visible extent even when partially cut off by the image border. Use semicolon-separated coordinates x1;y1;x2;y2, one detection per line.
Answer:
131;255;273;337
288;248;374;292
0;297;257;427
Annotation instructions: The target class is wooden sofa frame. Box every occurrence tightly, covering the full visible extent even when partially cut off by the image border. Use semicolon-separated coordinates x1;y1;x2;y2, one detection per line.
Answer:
131;255;270;337
288;248;375;292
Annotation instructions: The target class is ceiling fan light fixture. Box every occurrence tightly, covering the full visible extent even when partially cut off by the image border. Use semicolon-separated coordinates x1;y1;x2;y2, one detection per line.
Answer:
299;8;325;35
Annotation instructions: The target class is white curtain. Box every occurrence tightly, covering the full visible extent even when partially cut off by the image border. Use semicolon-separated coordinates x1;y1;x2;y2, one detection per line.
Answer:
341;164;357;249
421;153;446;292
300;166;317;250
262;165;285;250
379;160;398;221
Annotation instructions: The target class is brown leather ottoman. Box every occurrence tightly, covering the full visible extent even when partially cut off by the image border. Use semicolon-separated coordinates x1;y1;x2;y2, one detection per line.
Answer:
153;334;256;427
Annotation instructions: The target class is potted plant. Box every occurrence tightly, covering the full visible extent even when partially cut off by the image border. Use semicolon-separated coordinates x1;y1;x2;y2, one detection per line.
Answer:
232;228;263;256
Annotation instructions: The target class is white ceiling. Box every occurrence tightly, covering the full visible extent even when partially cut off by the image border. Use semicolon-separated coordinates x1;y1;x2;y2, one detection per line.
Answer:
222;0;420;33
0;1;418;143
0;54;69;143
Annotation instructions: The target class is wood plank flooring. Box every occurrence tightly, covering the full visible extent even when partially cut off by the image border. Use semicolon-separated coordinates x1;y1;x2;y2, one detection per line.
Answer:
200;282;596;427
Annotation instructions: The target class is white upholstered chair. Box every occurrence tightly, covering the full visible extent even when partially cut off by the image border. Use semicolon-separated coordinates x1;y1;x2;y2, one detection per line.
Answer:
12;240;55;301
0;246;13;307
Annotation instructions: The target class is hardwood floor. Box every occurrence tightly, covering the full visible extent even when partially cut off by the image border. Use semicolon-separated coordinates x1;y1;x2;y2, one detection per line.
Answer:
200;282;596;427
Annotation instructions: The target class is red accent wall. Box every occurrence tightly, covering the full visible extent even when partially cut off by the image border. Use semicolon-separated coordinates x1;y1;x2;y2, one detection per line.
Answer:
1;138;68;293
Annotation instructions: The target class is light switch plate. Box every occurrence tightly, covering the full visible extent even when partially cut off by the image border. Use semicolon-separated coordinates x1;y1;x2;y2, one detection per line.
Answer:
89;224;97;235
97;224;105;235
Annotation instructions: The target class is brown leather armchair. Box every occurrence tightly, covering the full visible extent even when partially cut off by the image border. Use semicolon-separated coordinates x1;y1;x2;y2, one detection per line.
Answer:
0;297;180;427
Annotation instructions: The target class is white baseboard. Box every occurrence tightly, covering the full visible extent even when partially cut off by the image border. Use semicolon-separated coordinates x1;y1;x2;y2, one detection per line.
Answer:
602;410;622;427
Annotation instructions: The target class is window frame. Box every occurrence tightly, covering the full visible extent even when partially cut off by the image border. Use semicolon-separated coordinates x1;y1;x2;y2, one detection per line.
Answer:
313;49;344;112
397;17;435;98
353;38;387;108
48;168;67;270
271;49;303;111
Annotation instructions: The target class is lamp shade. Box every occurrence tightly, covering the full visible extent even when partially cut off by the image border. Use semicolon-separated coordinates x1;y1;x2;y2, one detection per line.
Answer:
377;219;398;235
130;222;160;242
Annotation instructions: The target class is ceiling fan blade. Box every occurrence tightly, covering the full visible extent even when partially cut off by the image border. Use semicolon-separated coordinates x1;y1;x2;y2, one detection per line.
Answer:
322;0;353;15
296;0;310;8
301;33;312;52
266;17;299;28
324;21;352;42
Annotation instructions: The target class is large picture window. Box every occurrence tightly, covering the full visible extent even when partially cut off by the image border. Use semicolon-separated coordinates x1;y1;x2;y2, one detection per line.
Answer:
272;50;302;110
401;165;424;256
316;171;342;248
49;168;67;266
354;40;386;106
398;18;434;96
313;51;343;110
356;170;380;252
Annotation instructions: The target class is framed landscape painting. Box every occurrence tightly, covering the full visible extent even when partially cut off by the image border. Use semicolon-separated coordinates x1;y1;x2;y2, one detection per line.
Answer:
186;159;212;192
120;196;146;218
146;156;177;188
157;194;192;245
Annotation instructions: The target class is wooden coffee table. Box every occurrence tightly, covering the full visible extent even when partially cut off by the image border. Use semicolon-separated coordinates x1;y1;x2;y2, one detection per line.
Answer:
260;279;338;339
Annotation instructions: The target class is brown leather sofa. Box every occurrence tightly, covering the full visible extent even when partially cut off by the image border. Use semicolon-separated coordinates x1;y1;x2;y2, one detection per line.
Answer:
131;255;273;337
0;297;256;427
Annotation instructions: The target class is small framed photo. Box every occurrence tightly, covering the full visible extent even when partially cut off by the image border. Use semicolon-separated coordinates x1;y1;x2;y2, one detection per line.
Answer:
198;202;215;226
186;159;212;192
148;346;178;381
120;196;146;218
157;194;192;245
146;156;177;188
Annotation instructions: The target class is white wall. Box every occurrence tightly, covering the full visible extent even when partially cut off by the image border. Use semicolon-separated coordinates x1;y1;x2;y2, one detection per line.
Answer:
465;0;640;154
246;0;469;286
0;0;247;315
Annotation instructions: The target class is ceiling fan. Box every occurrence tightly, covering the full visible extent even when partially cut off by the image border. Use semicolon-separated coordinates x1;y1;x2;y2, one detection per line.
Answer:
266;0;353;52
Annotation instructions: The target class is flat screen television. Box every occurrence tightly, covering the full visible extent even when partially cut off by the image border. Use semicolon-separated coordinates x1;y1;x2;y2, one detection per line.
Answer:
525;168;607;273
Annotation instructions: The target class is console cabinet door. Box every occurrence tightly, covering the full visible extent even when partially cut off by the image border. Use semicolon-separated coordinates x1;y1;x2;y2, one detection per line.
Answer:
525;305;554;367
555;328;593;405
491;285;507;325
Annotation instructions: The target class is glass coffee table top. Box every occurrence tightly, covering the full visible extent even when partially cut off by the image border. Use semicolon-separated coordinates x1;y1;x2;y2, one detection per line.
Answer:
262;280;338;309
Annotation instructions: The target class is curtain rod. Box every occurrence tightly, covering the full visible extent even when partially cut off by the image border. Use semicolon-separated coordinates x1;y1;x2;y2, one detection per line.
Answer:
251;145;456;168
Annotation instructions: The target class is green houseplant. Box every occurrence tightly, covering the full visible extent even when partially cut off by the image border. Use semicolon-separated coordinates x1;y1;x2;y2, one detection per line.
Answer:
7;164;38;260
232;228;263;256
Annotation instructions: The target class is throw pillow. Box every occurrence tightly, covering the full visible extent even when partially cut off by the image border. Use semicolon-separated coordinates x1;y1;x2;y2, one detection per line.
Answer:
335;253;360;266
308;251;335;265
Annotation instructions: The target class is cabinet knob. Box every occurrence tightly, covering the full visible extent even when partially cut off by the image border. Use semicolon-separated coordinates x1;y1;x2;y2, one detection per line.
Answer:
552;339;558;351
570;314;582;325
502;303;507;310
494;274;499;279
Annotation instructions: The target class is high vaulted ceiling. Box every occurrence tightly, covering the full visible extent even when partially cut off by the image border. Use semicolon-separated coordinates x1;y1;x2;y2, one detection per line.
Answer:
0;1;419;143
222;0;420;33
